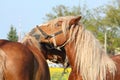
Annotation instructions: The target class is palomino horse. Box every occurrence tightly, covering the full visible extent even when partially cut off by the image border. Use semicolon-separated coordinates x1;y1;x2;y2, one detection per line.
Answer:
0;39;50;80
38;16;120;80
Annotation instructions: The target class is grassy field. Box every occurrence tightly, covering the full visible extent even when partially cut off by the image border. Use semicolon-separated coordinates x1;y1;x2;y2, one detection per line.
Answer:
49;68;71;80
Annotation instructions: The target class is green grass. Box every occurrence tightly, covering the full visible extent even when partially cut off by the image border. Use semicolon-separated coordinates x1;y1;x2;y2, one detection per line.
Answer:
49;68;71;80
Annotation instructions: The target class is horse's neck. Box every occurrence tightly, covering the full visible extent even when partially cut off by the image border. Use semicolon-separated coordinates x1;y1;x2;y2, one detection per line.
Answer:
64;42;76;68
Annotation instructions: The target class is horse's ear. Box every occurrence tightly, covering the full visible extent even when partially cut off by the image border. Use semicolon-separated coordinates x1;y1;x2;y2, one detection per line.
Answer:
69;16;81;26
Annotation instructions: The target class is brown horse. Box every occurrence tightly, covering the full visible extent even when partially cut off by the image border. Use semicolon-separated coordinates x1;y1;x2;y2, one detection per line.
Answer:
37;16;120;80
0;39;50;80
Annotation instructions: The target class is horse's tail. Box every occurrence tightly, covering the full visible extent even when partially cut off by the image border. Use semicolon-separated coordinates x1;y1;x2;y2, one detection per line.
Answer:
0;48;6;80
25;39;50;80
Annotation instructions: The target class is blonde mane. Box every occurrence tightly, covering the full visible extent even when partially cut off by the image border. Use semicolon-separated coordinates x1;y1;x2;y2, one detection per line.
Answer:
74;26;116;80
53;16;117;80
22;34;40;50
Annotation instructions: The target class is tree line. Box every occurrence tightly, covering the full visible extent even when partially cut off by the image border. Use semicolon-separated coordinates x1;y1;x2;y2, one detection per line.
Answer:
7;0;120;55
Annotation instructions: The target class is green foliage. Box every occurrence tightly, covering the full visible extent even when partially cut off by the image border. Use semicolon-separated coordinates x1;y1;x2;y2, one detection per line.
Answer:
7;25;18;42
99;3;120;54
44;5;81;21
103;5;120;27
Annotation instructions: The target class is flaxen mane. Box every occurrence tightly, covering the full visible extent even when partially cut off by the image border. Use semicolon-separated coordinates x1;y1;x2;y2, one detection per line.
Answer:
22;34;40;50
74;25;116;80
50;16;116;80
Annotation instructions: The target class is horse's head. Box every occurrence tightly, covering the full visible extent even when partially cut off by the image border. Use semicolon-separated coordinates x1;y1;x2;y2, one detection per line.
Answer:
28;24;50;41
38;16;82;47
22;33;67;64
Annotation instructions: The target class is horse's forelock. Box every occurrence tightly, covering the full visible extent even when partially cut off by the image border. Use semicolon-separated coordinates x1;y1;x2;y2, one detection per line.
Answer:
55;16;76;36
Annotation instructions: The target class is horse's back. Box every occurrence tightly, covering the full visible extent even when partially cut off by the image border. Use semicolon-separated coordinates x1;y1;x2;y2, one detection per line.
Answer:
0;39;9;46
0;39;34;80
105;55;120;80
111;55;120;80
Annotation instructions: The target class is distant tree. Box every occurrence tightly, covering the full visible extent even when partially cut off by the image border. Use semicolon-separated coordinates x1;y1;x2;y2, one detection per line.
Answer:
44;5;81;21
99;4;120;54
7;25;18;42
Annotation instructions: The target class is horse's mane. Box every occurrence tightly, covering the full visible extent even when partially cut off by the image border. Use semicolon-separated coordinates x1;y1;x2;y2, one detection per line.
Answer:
22;34;40;50
52;16;117;80
74;26;116;80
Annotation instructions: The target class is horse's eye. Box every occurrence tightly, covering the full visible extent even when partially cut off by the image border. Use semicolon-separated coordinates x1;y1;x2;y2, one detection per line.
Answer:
55;23;59;27
55;21;62;27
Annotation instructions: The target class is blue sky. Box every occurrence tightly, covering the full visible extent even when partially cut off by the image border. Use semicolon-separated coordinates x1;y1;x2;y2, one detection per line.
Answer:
0;0;111;39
